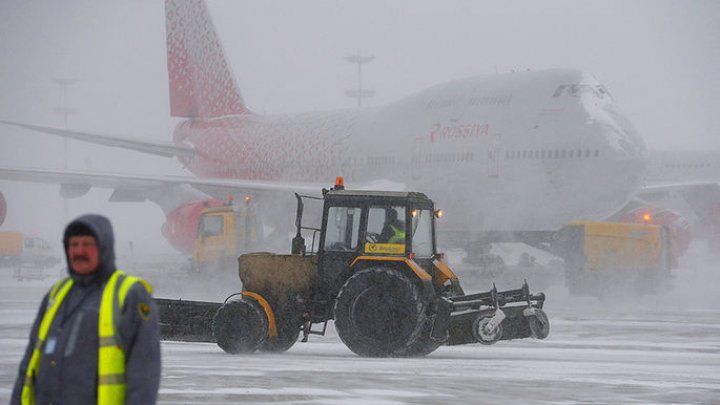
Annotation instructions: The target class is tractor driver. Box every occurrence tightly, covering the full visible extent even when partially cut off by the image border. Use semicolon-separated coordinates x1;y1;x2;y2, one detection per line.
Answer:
379;208;405;244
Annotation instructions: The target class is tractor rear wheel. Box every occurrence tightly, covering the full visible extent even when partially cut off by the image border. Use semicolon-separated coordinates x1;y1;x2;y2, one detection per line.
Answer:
334;267;427;357
212;298;268;354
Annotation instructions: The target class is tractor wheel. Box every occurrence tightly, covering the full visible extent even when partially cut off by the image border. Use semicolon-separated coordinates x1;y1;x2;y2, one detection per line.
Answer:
401;325;445;357
212;298;268;354
473;316;503;345
334;267;427;357
528;308;550;339
260;312;302;353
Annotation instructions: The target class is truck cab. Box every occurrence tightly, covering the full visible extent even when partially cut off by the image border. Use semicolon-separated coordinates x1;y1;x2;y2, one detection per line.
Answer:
194;198;259;272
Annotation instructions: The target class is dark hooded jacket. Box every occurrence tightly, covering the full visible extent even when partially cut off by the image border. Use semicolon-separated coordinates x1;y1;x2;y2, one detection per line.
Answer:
11;214;161;404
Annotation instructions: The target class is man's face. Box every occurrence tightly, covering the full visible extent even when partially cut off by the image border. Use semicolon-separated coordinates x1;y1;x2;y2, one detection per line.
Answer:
68;235;100;275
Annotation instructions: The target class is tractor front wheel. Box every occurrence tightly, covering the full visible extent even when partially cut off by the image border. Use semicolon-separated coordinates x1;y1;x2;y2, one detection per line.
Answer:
212;298;268;354
260;311;302;353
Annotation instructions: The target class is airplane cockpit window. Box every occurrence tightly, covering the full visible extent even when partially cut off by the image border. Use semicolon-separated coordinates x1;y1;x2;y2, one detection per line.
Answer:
552;84;611;100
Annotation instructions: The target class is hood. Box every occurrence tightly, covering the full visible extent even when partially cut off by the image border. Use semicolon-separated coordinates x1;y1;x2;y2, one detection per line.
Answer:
63;214;116;285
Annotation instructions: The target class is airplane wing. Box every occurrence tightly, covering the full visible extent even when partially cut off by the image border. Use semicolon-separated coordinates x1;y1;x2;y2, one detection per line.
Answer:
0;166;326;204
639;181;720;200
635;181;720;226
0;120;193;159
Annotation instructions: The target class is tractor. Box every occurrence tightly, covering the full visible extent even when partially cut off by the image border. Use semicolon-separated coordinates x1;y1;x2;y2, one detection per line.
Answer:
157;179;549;357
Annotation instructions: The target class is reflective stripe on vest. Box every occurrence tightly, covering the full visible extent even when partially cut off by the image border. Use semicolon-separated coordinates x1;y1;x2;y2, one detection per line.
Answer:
21;270;152;405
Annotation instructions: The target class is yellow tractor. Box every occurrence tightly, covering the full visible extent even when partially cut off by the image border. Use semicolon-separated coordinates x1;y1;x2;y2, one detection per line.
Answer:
157;181;549;357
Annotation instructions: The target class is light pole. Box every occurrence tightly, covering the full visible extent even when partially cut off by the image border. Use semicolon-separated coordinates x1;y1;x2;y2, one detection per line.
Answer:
344;54;375;107
53;78;78;220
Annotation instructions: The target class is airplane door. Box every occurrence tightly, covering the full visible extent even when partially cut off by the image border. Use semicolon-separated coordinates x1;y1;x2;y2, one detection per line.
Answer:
487;134;501;178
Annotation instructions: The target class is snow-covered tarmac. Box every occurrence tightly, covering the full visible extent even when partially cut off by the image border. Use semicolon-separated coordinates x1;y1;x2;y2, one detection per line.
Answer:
2;250;719;404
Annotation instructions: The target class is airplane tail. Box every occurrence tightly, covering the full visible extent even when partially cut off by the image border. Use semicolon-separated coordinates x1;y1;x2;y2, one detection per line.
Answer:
165;0;248;118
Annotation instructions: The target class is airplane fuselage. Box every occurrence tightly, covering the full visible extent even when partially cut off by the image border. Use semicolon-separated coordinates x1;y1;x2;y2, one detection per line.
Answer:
173;69;648;236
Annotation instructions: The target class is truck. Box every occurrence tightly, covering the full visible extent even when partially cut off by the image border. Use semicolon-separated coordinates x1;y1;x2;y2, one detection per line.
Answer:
0;231;60;280
193;196;260;275
554;221;677;297
157;180;549;357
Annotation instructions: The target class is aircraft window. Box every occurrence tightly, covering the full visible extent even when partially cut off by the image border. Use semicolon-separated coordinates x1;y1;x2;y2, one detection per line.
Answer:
576;149;582;158
594;149;599;157
585;149;591;158
561;149;567;159
568;150;574;158
541;150;546;159
553;150;559;159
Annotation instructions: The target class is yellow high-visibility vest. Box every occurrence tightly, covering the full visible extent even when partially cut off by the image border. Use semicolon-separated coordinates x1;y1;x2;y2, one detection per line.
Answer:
22;270;152;405
388;224;406;244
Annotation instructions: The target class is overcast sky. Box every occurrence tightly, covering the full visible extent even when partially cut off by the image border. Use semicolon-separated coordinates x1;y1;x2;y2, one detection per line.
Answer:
0;0;718;255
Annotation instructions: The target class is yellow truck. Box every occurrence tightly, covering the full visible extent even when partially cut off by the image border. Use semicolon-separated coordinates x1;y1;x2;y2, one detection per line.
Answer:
193;198;260;275
0;231;61;280
555;221;676;297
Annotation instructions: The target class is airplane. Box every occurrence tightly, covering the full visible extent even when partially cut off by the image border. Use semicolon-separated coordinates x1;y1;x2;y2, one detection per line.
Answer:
0;0;700;261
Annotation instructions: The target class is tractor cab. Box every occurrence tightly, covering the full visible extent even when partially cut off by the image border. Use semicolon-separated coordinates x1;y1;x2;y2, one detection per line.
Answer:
293;184;445;301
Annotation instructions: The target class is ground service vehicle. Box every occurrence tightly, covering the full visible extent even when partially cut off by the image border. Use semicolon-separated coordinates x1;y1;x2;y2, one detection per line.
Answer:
157;180;549;357
193;197;259;274
0;231;60;279
555;221;677;297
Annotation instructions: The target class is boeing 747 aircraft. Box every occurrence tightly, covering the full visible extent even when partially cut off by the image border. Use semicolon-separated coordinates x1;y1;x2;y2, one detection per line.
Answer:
0;0;680;258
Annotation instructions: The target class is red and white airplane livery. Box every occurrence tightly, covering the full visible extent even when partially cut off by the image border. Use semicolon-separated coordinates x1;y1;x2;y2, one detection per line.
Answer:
1;0;711;256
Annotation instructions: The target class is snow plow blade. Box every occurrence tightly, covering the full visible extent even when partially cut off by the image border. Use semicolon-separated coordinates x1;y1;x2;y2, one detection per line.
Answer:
445;281;548;345
155;298;221;343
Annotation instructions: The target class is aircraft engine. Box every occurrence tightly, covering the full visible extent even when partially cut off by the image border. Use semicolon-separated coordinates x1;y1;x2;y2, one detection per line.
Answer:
621;206;691;256
162;198;225;253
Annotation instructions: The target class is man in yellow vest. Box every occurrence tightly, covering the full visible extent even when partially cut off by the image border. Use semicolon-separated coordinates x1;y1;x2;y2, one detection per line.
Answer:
11;214;161;404
379;208;406;244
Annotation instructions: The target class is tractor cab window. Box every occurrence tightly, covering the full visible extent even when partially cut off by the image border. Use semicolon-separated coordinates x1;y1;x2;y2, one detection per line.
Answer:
411;209;434;257
324;206;360;251
199;214;224;237
367;206;406;244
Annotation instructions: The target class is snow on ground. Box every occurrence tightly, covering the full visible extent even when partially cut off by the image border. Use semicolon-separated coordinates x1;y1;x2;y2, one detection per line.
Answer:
1;243;720;404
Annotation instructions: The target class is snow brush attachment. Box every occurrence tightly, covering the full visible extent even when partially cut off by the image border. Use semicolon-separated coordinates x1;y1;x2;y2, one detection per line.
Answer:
445;280;548;345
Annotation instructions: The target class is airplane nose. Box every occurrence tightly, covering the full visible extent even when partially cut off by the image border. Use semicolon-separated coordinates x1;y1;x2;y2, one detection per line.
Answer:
603;107;648;159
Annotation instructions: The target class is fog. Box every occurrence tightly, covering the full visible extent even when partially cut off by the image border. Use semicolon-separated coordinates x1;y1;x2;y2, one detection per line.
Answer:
0;1;719;253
